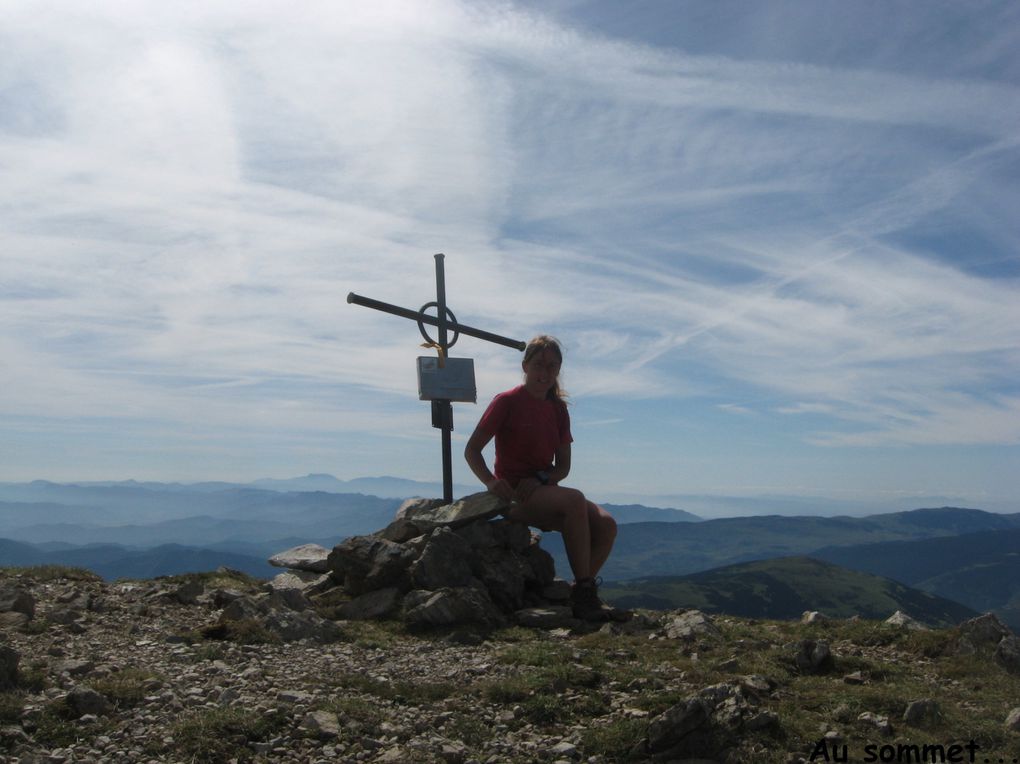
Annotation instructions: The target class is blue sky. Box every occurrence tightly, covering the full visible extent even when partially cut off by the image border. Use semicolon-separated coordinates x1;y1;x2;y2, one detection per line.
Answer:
1;0;1018;515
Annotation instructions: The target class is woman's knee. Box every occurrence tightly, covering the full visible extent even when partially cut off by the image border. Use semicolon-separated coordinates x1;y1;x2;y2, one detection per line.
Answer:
556;487;588;519
589;503;618;539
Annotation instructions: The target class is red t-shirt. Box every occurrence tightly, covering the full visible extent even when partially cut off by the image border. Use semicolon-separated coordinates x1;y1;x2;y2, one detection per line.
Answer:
476;385;573;485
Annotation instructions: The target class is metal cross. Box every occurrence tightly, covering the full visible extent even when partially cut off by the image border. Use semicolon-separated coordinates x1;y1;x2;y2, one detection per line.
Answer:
348;254;525;502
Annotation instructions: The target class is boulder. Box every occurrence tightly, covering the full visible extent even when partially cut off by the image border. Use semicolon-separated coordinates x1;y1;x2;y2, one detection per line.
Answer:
958;612;1012;650
328;536;418;595
403;587;504;628
644;681;776;760
337;588;402;621
664;610;722;641
885;611;927;630
262;610;345;643
1005;707;1020;732
66;686;113;717
0;585;35;619
995;635;1020;675
903;699;941;726
268;571;331;594
299;710;341;740
793;640;834;674
269;544;331;574
515;606;578;629
397;492;509;531
0;645;18;690
409;528;477;590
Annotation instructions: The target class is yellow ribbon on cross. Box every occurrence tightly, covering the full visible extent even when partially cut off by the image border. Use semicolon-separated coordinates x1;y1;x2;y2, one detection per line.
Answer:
420;341;446;368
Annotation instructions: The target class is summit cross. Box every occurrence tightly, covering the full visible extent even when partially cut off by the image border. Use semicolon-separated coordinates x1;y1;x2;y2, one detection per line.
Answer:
348;253;525;502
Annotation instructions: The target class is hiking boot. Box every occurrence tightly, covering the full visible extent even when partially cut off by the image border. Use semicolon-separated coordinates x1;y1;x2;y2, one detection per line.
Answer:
570;578;632;623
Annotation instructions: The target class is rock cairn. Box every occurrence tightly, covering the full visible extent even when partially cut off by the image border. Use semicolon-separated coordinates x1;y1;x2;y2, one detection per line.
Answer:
266;493;583;632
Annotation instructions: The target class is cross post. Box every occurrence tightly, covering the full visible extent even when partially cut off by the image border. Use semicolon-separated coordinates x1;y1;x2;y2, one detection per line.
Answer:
348;254;525;503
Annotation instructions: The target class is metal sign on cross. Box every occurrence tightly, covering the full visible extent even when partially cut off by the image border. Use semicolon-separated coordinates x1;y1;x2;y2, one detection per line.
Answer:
348;254;525;503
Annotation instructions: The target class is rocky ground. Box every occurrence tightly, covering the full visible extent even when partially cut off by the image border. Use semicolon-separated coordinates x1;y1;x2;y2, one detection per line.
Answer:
2;564;1020;764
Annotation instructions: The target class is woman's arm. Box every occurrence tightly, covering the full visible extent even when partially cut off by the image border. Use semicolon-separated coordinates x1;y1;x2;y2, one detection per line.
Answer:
464;426;513;501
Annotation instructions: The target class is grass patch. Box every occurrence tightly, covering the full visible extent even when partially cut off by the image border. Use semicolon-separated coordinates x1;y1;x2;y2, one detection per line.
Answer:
184;618;281;645
0;692;24;724
580;717;646;761
29;698;116;749
151;569;264;591
0;565;101;583
90;668;162;709
156;707;288;763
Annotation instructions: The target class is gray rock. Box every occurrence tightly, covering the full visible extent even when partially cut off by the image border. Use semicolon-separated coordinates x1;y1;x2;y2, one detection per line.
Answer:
885;610;927;630
266;587;311;612
395;497;446;521
337;587;402;621
404;587;504;627
646;697;710;753
664;610;722;641
210;588;246;609
66;686;113;717
0;585;35;619
262;610;345;643
173;580;204;606
328;536;417;595
268;571;330;593
219;596;268;622
1005;707;1020;731
401;492;509;530
46;606;84;625
995;634;1020;675
269;543;331;573
793;640;834;674
300;710;340;739
858;711;894;737
0;612;29;629
409;528;477;590
903;699;941;726
55;659;95;677
0;645;19;690
958;612;1012;648
514;606;577;629
473;548;530;612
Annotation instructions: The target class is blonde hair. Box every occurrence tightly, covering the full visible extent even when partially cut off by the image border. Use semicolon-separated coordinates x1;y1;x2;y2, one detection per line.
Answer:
523;335;568;403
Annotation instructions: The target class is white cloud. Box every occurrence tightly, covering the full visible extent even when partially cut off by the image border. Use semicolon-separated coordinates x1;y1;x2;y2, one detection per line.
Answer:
0;0;1018;487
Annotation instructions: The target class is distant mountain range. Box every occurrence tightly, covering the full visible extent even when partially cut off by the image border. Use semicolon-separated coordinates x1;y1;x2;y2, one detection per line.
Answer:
2;477;1018;628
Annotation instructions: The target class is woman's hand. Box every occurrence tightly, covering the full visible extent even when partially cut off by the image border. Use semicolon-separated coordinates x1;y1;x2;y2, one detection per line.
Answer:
513;477;542;504
485;478;514;502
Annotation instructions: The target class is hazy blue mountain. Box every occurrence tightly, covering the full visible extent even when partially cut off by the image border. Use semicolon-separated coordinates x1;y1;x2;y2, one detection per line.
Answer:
602;504;701;523
601;556;979;627
0;538;274;580
544;507;1020;582
0;491;401;548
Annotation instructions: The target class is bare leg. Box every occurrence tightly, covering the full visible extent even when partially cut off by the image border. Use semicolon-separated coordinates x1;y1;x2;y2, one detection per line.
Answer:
506;487;617;582
586;501;618;578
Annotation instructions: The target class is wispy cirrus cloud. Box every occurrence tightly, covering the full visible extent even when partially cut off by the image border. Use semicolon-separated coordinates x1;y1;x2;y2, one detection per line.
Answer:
0;0;1017;492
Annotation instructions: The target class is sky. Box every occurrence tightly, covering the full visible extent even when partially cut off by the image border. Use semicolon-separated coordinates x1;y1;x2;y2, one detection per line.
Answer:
1;0;1018;515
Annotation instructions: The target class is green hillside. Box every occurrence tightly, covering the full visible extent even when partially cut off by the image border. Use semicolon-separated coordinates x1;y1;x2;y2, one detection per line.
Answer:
601;556;978;626
812;529;1020;630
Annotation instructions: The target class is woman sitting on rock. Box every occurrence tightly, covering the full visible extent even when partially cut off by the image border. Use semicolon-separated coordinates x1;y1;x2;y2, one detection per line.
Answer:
464;335;629;622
